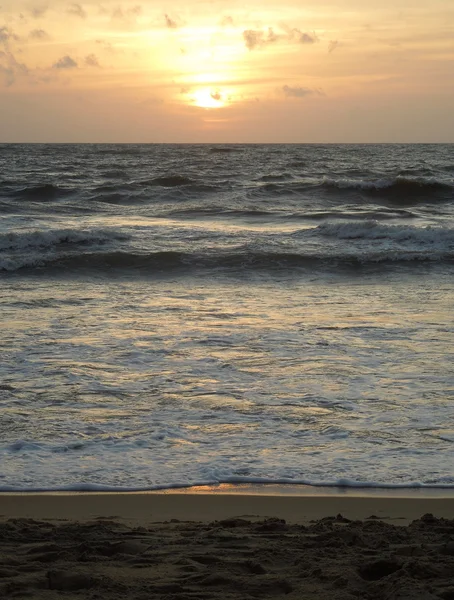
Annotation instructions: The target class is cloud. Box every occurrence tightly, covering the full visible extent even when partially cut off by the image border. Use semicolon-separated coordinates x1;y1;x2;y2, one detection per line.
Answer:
243;26;319;50
220;16;234;27
85;53;100;67
0;49;29;86
298;32;318;44
110;4;142;24
282;85;318;98
0;63;15;86
0;26;29;86
164;14;178;29
328;40;340;53
0;26;19;44
67;3;87;19
29;28;50;40
53;55;78;69
95;39;119;53
29;5;48;19
284;27;318;44
243;28;278;50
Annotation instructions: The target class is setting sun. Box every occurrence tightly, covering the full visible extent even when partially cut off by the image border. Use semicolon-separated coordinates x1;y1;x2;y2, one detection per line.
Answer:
192;88;228;109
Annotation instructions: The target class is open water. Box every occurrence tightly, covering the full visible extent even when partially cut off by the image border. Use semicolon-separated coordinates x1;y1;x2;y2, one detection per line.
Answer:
1;143;453;490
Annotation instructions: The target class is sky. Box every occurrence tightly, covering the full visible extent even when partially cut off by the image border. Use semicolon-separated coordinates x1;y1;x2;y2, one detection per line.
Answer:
1;0;453;142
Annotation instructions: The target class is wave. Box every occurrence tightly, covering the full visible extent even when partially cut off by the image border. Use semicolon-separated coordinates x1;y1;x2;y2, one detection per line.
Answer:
12;183;73;201
258;173;294;182
169;207;274;218
94;147;148;157
148;175;195;187
321;176;453;201
209;147;241;154
297;209;417;221
3;244;452;274
0;227;129;252
315;221;454;244
168;207;417;220
243;175;453;204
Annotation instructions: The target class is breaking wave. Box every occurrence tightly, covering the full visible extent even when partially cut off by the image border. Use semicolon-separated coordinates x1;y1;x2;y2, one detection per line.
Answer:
321;176;453;200
3;245;453;274
245;175;453;204
316;221;454;244
0;227;129;252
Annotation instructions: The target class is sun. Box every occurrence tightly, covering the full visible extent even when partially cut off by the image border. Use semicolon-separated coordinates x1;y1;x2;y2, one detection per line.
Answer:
192;88;227;109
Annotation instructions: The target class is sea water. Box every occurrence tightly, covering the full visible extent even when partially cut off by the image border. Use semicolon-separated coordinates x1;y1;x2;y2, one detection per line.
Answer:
0;143;453;490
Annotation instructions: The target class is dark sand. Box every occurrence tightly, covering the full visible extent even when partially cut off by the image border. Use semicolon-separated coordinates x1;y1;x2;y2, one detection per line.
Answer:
1;492;454;599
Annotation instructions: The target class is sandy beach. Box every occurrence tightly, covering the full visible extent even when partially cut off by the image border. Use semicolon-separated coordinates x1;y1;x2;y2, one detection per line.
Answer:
1;489;454;599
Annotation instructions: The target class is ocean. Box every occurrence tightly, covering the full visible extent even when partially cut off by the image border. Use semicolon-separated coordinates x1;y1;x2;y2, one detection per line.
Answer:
1;143;453;491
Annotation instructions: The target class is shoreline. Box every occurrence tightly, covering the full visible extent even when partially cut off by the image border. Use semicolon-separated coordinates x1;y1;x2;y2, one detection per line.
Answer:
2;485;454;525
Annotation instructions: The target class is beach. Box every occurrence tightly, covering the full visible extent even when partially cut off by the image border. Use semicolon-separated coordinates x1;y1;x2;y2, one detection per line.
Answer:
1;144;454;598
1;488;454;598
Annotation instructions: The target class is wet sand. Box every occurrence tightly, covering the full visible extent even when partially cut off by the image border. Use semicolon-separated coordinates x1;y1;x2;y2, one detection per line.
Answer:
1;489;454;598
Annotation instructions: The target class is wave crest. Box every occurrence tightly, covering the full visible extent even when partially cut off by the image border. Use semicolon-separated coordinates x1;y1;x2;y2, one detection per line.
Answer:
321;176;453;200
316;221;454;244
149;175;195;187
13;183;72;201
3;244;453;274
0;227;129;252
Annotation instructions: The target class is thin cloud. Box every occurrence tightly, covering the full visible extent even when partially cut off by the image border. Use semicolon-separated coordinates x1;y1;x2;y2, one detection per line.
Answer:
282;84;317;98
164;14;178;29
284;27;318;44
220;16;234;27
95;39;118;54
30;5;48;18
244;26;318;50
298;31;318;44
111;5;142;23
243;28;278;51
67;3;87;19
53;55;78;69
0;49;29;86
0;26;29;86
0;26;19;44
85;53;100;67
0;63;15;86
29;29;50;40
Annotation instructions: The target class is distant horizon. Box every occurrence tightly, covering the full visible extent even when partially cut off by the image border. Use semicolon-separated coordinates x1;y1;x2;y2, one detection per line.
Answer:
2;141;454;145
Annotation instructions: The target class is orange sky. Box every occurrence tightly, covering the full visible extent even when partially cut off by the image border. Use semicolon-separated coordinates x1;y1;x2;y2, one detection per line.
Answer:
1;0;453;142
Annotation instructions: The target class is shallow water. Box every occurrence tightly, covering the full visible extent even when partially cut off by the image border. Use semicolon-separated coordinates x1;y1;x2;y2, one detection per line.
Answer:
1;144;453;490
